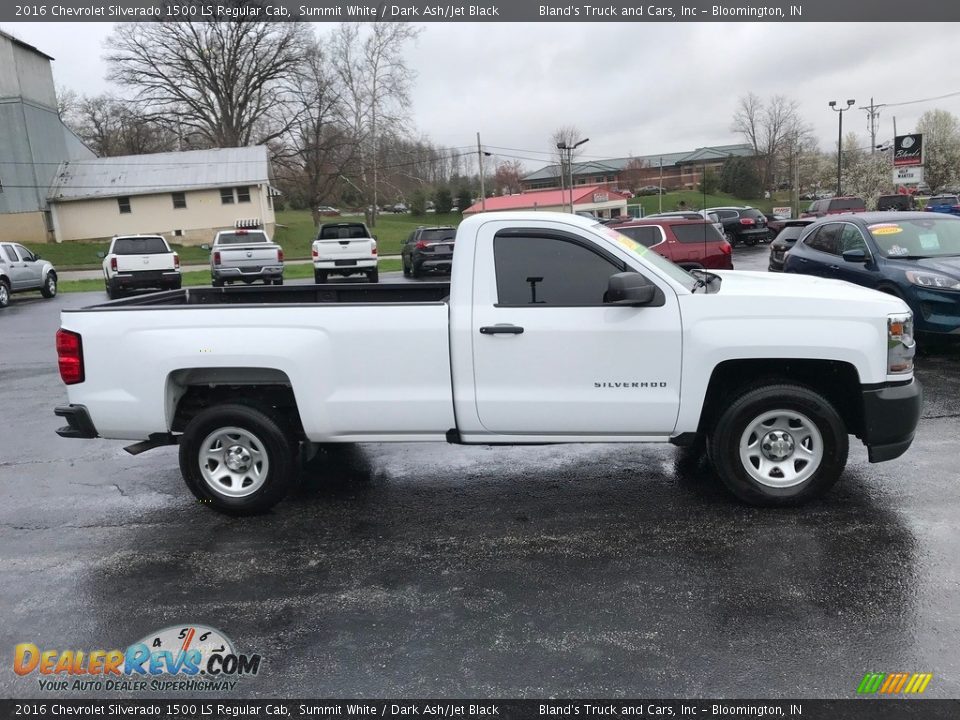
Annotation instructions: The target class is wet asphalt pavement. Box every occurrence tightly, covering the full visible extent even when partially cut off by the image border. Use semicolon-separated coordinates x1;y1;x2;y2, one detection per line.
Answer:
1;245;959;700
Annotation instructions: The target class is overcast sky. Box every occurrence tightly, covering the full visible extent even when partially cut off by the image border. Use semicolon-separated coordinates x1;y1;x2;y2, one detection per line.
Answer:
4;21;959;169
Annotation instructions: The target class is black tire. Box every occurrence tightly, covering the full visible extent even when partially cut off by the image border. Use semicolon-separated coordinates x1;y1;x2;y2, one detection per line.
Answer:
367;268;379;283
179;403;298;516
724;231;737;247
0;279;9;308
106;281;121;299
707;383;848;506
411;262;421;279
315;271;328;284
744;236;758;247
41;272;58;299
212;278;224;287
169;279;182;291
274;278;284;286
402;257;411;277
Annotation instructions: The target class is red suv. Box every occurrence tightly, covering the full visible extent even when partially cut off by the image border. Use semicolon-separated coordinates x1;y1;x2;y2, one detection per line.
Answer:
609;218;733;270
800;196;866;218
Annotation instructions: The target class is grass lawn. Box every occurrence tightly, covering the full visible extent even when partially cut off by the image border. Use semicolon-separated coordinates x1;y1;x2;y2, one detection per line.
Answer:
58;258;402;294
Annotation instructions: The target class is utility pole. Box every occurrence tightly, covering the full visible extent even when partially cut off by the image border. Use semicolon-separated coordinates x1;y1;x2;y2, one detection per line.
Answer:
658;158;663;213
862;97;882;154
556;138;589;214
477;132;486;211
829;99;855;197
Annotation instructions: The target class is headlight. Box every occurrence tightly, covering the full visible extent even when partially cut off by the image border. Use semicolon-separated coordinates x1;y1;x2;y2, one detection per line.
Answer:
887;313;915;374
905;271;960;290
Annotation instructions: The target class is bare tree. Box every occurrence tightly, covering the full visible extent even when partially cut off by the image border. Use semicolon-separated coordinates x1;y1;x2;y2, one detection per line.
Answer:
619;157;650;192
105;19;311;148
917;109;960;191
331;22;422;226
61;93;178;157
551;125;587;190
732;94;810;191
493;160;525;195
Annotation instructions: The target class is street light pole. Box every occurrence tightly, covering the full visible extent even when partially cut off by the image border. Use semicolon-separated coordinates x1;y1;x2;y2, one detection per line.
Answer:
556;138;589;213
829;99;855;197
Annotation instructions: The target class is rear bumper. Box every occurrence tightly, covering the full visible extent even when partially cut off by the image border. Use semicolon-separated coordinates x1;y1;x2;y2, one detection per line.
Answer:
111;271;180;288
414;257;454;273
314;259;377;270
214;265;284;280
860;379;923;462
54;404;98;439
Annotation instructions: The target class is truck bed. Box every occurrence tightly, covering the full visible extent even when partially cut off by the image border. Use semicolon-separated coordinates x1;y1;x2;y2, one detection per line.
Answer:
68;282;452;311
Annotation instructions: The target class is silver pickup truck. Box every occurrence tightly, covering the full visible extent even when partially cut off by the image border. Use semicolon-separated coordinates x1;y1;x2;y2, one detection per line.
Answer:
0;241;58;308
206;229;284;286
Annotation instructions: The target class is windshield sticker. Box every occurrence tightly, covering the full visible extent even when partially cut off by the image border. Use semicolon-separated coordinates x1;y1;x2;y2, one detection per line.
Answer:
887;245;910;256
870;225;903;235
918;233;941;250
600;226;648;256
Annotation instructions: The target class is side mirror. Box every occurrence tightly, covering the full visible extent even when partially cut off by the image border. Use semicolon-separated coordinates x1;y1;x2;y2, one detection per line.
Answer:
606;272;658;306
33;253;41;260
842;249;868;263
200;243;211;251
96;251;106;259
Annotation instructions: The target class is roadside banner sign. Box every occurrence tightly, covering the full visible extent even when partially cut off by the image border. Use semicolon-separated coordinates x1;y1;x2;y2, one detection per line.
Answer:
893;166;924;184
772;206;792;218
893;134;923;167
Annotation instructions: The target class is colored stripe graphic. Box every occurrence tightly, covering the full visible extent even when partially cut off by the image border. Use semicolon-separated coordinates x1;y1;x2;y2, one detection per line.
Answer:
858;672;932;694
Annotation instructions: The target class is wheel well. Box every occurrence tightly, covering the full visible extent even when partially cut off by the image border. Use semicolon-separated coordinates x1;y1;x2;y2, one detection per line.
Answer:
168;368;305;438
699;359;864;438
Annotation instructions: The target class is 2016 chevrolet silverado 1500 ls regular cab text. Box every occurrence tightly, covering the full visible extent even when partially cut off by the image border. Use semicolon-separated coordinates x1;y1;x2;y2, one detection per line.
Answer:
54;212;923;515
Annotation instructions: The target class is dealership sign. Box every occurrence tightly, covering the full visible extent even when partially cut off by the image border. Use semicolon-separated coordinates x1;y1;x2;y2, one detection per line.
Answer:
893;166;924;185
893;134;923;167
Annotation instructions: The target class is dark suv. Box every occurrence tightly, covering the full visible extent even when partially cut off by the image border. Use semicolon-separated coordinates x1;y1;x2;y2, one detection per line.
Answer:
800;196;867;218
705;207;770;246
402;226;456;278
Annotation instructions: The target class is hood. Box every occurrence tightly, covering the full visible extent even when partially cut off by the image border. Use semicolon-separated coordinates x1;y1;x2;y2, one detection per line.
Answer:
884;255;960;277
710;270;910;313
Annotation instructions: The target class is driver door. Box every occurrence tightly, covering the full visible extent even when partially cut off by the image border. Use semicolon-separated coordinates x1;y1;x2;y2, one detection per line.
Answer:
471;227;682;436
14;245;43;289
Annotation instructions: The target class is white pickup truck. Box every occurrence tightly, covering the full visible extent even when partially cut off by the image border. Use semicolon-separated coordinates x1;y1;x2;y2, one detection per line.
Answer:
312;222;378;283
206;228;284;286
101;235;181;299
54;212;922;515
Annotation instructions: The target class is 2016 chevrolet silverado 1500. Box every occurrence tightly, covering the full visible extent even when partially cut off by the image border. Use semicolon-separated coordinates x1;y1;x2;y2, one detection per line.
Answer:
54;212;923;515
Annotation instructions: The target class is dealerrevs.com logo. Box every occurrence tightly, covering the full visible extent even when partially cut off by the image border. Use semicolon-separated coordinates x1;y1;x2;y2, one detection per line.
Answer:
14;624;261;693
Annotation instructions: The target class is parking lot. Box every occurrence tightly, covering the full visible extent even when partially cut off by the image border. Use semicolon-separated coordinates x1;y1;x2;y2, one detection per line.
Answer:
2;244;959;698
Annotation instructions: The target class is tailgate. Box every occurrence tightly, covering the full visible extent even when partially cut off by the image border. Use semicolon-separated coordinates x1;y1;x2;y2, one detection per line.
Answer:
219;245;281;268
115;254;176;272
314;238;376;260
420;240;455;256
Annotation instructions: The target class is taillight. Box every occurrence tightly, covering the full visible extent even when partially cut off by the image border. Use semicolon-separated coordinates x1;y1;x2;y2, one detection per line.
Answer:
278;249;284;262
56;329;84;385
720;241;732;255
110;257;117;272
415;240;429;249
213;251;221;265
371;243;378;256
173;254;180;269
953;205;960;212
740;218;755;226
312;247;318;258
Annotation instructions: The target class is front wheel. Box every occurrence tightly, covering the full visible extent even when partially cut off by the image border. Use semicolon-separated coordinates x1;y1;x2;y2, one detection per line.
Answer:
41;272;58;299
179;404;298;515
707;383;848;506
0;279;9;308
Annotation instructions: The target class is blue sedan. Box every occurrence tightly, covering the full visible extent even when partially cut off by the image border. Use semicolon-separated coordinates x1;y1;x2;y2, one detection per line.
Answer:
783;212;960;335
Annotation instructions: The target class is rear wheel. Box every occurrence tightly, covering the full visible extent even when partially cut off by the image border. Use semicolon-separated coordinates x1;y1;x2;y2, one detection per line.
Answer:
724;231;737;247
106;281;121;299
41;272;58;299
179;404;298;516
274;278;284;286
744;236;758;247
212;278;224;288
0;279;9;308
707;383;848;506
402;257;411;277
314;271;327;284
411;262;421;279
367;268;379;283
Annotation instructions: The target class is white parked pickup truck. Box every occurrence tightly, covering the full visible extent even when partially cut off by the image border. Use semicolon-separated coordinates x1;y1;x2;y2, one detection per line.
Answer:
206;228;284;286
312;222;378;283
101;235;181;299
54;212;922;515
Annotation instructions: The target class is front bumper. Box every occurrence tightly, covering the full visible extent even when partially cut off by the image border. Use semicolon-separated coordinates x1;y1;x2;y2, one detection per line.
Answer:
54;404;98;439
860;379;923;462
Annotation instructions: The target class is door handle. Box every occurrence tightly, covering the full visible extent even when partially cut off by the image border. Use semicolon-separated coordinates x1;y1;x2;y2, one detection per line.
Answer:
829;265;840;271
480;324;524;335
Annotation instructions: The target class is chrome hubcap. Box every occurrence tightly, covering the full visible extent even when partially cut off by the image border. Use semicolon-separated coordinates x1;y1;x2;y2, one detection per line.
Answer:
48;278;56;293
739;410;822;488
0;286;7;304
198;426;269;498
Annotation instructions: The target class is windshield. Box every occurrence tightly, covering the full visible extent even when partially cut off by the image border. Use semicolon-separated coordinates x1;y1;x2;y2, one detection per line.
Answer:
419;229;456;241
596;224;696;289
217;231;269;244
868;218;960;258
318;224;369;239
672;223;725;243
112;237;169;254
775;226;807;242
830;198;866;211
